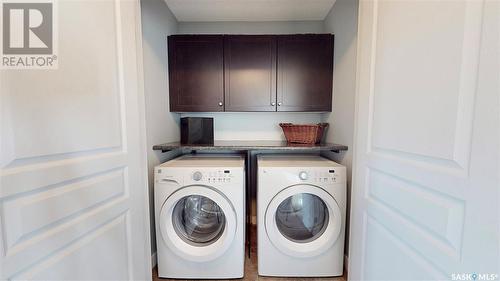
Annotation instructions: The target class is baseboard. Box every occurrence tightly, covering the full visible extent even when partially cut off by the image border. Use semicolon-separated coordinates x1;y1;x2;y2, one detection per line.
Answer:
151;252;157;268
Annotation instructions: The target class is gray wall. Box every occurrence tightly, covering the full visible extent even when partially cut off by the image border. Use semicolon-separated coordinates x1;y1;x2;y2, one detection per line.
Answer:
321;0;359;257
140;0;180;261
178;20;324;34
178;20;326;142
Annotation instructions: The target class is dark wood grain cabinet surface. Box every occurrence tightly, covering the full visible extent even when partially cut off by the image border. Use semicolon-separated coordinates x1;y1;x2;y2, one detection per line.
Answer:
168;35;224;112
224;35;277;112
168;34;334;112
277;34;334;112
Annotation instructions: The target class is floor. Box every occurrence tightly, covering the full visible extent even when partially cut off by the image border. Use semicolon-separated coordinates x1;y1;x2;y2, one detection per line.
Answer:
152;226;347;281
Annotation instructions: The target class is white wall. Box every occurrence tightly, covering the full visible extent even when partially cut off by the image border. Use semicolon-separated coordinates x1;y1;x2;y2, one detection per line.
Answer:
140;0;180;258
321;0;359;256
179;21;325;140
181;113;322;140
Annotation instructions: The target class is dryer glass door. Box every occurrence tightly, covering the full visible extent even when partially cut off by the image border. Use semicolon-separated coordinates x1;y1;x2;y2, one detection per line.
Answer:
275;193;329;243
172;195;226;246
265;184;342;258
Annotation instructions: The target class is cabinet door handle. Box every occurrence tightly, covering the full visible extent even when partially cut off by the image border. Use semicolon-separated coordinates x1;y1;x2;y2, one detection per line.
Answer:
218;102;223;106
278;102;282;106
271;102;276;106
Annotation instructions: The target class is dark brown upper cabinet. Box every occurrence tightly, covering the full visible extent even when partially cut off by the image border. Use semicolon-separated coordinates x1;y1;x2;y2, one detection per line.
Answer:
168;35;224;112
224;35;276;112
277;34;334;112
167;34;334;112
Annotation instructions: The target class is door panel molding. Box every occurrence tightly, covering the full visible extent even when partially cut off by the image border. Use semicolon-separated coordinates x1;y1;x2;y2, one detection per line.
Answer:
2;201;129;277
2;169;127;252
363;215;448;280
366;0;484;172
366;169;465;253
1;152;127;199
10;214;131;281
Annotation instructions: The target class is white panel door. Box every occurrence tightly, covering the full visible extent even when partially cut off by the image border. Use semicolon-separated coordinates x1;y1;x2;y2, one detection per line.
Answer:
349;0;499;280
0;0;151;280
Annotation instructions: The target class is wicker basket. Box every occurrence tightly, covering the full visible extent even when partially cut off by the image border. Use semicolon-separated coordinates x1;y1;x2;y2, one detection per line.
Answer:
279;123;329;144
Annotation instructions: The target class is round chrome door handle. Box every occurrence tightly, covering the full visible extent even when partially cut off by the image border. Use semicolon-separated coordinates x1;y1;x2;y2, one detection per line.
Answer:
218;102;223;106
271;102;276;106
277;102;282;106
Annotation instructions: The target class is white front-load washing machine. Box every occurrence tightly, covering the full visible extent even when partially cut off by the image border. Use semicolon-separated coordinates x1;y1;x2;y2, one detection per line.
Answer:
154;154;245;279
257;155;346;277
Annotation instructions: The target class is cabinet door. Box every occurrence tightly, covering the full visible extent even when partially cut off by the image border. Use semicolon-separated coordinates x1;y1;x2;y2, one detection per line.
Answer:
168;35;224;112
277;34;334;112
224;35;277;111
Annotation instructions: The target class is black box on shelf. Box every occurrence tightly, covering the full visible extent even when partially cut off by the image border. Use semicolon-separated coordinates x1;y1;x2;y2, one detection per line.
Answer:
180;117;214;145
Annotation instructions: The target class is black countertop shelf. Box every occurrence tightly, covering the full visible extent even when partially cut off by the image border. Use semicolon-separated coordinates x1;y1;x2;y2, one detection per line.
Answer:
152;140;348;153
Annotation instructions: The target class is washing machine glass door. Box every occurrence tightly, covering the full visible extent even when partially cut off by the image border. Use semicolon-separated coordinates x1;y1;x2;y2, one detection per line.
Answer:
265;184;342;258
160;185;237;262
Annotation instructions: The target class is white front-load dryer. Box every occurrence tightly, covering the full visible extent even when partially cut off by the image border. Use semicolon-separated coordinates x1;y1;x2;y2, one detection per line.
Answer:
257;155;346;277
154;155;245;279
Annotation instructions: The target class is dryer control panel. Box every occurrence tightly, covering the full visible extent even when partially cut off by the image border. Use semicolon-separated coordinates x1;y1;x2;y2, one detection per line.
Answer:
296;168;345;184
188;169;235;184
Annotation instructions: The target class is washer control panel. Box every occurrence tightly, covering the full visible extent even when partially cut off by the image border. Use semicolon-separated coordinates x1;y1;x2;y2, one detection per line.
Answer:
297;169;342;183
190;169;234;184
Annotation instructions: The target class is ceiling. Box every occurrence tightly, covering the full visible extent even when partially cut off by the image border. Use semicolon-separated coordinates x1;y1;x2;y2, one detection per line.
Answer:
164;0;337;22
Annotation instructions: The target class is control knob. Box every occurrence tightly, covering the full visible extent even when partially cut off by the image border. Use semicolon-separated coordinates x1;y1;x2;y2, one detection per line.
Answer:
299;171;308;180
192;171;203;181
